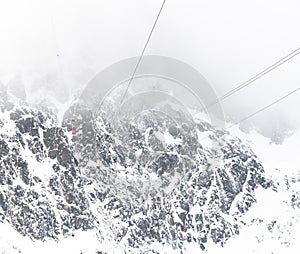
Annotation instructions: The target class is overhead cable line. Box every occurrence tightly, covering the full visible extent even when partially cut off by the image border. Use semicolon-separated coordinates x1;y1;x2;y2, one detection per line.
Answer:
226;87;300;130
199;88;300;142
120;0;167;104
203;47;300;111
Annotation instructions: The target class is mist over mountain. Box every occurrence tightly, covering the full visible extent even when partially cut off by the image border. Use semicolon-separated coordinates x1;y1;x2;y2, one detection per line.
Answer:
1;1;300;253
1;0;300;138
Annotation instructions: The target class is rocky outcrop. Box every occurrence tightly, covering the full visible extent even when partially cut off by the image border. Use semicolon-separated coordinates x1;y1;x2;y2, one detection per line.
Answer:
0;93;283;253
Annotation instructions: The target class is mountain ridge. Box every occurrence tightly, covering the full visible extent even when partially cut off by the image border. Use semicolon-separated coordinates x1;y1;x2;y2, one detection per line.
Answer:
0;85;298;253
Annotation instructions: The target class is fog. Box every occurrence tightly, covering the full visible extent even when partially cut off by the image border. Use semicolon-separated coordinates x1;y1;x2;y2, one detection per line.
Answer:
1;0;300;140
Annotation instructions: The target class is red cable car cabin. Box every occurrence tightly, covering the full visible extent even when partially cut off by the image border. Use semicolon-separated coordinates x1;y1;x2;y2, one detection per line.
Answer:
71;119;76;135
72;126;76;135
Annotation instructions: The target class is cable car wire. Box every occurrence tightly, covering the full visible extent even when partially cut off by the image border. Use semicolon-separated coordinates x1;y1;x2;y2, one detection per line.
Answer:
226;87;300;130
203;47;300;111
120;0;167;104
199;87;300;142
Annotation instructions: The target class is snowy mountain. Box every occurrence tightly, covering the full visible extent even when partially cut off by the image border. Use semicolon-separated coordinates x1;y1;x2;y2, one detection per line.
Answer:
0;83;299;253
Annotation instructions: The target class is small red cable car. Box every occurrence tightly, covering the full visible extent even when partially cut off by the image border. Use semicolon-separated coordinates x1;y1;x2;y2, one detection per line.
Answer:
72;127;76;135
71;119;76;136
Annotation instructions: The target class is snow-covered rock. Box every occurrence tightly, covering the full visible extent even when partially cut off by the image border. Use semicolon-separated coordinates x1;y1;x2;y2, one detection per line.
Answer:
0;88;298;253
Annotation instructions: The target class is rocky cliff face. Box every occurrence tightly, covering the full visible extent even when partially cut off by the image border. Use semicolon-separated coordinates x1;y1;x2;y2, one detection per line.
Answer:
0;86;94;243
0;85;298;253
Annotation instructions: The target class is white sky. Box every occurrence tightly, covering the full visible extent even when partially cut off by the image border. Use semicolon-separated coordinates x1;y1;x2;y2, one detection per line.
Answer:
0;0;300;132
